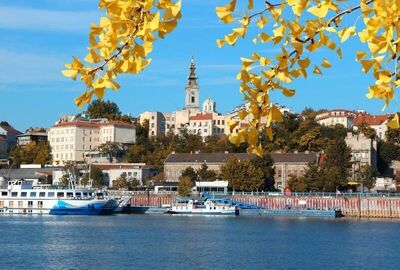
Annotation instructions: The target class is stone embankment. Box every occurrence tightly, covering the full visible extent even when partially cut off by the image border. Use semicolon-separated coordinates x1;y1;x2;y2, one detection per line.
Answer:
131;195;400;218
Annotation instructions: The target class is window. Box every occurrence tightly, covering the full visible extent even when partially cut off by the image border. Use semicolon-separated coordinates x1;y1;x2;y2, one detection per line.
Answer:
66;192;73;198
57;192;64;198
9;201;14;208
0;201;3;207
30;192;36;197
38;201;43;208
191;96;195;103
39;192;46;197
11;192;17;197
1;191;7;196
28;201;33;208
18;201;23;208
48;192;55;197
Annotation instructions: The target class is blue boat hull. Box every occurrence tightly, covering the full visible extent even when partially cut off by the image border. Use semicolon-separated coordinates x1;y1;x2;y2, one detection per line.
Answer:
49;200;117;215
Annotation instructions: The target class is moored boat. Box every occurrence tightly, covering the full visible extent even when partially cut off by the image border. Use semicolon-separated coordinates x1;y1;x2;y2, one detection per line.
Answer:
0;179;117;215
168;197;239;216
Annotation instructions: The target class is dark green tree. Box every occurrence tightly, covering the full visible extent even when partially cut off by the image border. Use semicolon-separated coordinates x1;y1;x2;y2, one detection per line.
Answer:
87;99;121;120
220;158;263;191
113;172;129;189
0;121;10;127
98;142;123;163
321;139;352;191
181;167;198;183
196;163;217;182
251;154;275;191
178;175;193;197
356;164;378;192
90;166;104;188
356;122;377;139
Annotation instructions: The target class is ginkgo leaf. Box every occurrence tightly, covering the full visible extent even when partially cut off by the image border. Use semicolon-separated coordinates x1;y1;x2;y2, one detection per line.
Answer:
361;60;374;73
387;114;400;129
282;88;296;97
307;1;330;18
321;58;332;68
338;26;356;43
313;66;322;75
356;51;368;61
62;69;79;80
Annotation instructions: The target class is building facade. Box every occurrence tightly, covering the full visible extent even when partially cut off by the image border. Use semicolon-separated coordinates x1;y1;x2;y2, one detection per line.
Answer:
164;151;318;191
353;114;389;141
315;109;355;128
48;119;135;165
345;132;378;175
17;128;48;147
0;124;22;158
91;163;157;187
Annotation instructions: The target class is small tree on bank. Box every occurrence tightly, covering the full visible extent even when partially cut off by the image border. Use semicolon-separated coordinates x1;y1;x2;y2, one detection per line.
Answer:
178;176;193;197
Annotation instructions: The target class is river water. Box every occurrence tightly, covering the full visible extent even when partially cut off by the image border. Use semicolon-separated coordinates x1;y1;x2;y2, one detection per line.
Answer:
0;215;399;270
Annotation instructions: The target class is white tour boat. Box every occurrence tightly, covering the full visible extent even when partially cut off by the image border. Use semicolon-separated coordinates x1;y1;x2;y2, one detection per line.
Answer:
0;179;117;215
168;198;239;216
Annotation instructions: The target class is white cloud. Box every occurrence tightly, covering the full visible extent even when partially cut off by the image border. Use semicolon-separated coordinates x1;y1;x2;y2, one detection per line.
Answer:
0;6;100;31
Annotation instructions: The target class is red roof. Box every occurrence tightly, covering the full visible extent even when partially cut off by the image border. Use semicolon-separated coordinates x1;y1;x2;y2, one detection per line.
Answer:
0;125;22;135
315;110;355;121
53;120;133;129
353;114;389;126
101;120;134;128
92;164;154;170
53;121;100;128
190;113;213;121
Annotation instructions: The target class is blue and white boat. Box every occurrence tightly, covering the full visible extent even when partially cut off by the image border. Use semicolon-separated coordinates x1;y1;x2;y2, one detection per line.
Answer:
168;198;239;216
0;179;117;215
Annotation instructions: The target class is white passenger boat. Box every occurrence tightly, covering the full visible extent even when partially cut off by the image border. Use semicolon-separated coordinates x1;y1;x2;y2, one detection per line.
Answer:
168;198;239;216
0;179;117;215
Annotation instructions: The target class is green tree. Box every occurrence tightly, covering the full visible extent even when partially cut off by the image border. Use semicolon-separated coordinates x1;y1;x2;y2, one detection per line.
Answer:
98;142;123;163
8;142;52;166
0;121;10;127
221;158;263;191
251;154;275;191
288;175;307;192
81;173;89;187
90;166;104;188
87;99;121;119
386;127;400;144
196;163;217;182
356;164;378;192
181;167;198;183
321;139;352;191
356;122;377;139
178;175;193;197
113;172;129;190
377;141;400;174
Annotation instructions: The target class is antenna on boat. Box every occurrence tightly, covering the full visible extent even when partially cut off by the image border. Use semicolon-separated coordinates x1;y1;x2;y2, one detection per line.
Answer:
67;168;77;190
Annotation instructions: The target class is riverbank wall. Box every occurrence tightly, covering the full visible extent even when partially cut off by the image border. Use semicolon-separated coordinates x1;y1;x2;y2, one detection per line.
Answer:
131;195;400;218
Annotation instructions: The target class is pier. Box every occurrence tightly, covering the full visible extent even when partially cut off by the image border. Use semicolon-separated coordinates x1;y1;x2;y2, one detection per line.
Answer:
128;194;400;219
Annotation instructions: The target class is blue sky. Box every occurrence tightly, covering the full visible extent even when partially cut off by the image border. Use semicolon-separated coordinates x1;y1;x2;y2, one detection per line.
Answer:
0;0;397;132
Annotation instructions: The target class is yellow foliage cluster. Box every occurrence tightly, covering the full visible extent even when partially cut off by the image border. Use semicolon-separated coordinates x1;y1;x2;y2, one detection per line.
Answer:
62;0;182;108
215;0;400;155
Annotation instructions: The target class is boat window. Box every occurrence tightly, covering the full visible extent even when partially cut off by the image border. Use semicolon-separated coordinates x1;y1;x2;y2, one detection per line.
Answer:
39;192;46;197
0;201;3;207
9;201;14;207
18;201;23;208
1;191;7;196
38;201;43;208
76;192;82;197
48;192;55;197
28;201;33;208
57;192;64;198
21;192;27;197
83;192;88;197
66;192;73;198
30;192;36;197
11;192;17;197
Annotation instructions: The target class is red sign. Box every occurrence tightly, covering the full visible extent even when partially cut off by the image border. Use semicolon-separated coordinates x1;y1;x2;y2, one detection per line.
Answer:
284;187;292;196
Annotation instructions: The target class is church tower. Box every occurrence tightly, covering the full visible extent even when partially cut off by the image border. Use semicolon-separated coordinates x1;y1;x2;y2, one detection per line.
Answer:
185;57;200;113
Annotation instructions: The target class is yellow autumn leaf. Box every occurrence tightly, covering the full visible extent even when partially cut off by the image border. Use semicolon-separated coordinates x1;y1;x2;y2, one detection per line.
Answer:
338;26;356;43
282;88;296;97
361;60;374;73
321;58;332;68
62;69;79;80
313;66;322;75
84;49;101;63
307;1;330;18
228;119;239;131
216;39;226;48
387;114;400;129
356;51;368;61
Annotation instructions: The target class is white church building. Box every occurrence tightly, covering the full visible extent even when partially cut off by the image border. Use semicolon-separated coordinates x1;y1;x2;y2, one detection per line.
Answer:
140;58;229;140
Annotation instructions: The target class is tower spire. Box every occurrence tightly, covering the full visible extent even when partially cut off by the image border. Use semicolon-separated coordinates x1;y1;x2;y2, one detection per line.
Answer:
187;56;198;86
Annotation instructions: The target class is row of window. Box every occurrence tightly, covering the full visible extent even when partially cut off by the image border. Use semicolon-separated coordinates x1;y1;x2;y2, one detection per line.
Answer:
0;200;43;208
276;169;305;177
0;191;93;198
